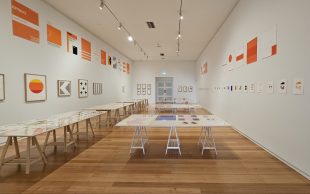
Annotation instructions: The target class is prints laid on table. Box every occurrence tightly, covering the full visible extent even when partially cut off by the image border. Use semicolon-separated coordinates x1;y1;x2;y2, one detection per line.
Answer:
24;73;47;102
78;79;88;98
0;74;5;101
57;80;71;97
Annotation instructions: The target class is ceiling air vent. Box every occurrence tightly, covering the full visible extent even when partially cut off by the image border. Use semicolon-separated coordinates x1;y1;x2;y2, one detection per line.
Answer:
146;21;155;29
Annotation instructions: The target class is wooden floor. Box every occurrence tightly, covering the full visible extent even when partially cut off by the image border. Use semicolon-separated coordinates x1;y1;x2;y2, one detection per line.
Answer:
0;108;310;194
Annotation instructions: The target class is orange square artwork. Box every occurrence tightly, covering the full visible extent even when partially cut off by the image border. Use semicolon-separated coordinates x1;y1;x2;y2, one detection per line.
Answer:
81;38;91;61
11;0;40;43
246;37;257;65
47;24;62;46
101;50;106;65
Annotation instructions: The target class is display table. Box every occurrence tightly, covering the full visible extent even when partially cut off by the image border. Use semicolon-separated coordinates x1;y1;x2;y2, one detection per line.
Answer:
116;114;230;155
0;110;103;174
153;103;201;114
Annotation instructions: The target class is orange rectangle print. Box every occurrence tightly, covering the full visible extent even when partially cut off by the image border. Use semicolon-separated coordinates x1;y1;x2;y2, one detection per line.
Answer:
47;24;61;46
246;37;257;65
101;50;106;65
127;63;130;74
81;38;91;61
12;20;39;43
12;0;39;26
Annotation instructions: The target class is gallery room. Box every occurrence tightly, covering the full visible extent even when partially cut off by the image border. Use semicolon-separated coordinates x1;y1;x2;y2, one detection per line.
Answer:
0;0;309;193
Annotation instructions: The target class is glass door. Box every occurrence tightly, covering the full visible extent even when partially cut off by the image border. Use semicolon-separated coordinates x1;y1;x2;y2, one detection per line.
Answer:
155;77;173;103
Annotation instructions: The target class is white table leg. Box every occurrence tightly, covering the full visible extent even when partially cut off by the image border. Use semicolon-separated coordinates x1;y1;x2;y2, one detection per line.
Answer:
130;126;146;155
201;127;217;155
166;127;181;155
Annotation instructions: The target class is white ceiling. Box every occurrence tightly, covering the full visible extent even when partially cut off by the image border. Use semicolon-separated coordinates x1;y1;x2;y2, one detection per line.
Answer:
44;0;239;61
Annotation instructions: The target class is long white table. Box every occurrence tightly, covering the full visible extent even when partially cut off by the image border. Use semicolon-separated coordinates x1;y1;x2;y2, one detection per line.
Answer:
116;114;230;155
85;103;134;127
0;110;103;174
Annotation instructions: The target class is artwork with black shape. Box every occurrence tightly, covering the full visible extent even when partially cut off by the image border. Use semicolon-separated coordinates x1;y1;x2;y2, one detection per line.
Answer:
78;79;88;98
58;80;71;97
0;74;5;101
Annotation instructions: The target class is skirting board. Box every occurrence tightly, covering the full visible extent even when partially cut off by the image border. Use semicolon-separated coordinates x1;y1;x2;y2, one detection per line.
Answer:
202;106;310;180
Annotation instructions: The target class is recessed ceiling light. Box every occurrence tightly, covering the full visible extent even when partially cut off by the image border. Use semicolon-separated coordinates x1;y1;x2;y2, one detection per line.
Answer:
99;0;104;10
128;36;133;42
117;23;122;30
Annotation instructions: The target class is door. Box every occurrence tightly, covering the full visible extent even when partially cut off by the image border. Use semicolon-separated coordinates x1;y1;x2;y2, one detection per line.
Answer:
155;77;173;103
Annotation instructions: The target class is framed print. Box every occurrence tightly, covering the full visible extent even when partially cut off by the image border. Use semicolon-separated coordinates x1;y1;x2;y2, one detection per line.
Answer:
0;74;4;101
183;86;187;92
147;84;151;89
57;80;71;97
24;73;47;102
267;81;274;94
93;83;102;95
293;79;304;95
137;89;141;95
147;88;151;95
178;86;182;92
78;79;88;98
142;84;146;89
142;88;146;95
137;84;141;90
188;86;193;92
278;79;287;94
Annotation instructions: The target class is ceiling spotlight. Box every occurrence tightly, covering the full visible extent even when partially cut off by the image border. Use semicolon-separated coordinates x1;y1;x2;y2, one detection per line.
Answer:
128;35;133;42
99;0;104;10
177;34;181;39
117;23;122;30
180;15;184;20
176;50;180;53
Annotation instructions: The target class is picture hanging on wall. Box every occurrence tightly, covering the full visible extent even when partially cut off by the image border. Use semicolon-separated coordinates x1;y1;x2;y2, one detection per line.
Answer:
261;25;277;59
257;82;263;93
57;80;71;97
67;32;79;55
24;73;47;102
293;79;304;95
81;38;91;61
246;37;258;65
47;24;62;47
142;84;146;89
78;79;88;98
267;81;274;94
178;86;182;92
244;84;248;93
0;74;5;101
137;84;141;95
188;86;193;92
142;88;146;95
147;84;151;95
183;86;187;92
93;83;102;95
278;79;287;94
250;83;255;93
12;0;40;44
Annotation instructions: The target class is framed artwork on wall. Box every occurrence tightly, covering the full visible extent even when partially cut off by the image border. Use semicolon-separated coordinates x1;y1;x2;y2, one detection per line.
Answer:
278;79;287;94
142;84;146;89
24;73;47;102
57;80;71;97
178;86;182;92
188;86;193;92
93;83;102;95
183;86;187;92
78;79;88;98
293;79;304;95
0;74;5;101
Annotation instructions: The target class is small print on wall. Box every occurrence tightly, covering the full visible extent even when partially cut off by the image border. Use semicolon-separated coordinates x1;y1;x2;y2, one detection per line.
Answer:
47;24;62;47
178;86;182;92
257;83;263;93
147;84;151;95
24;73;47;102
93;83;102;95
58;80;71;97
293;79;304;95
0;74;5;101
188;86;193;92
267;81;274;94
183;86;187;92
67;32;79;55
78;79;88;98
278;79;287;94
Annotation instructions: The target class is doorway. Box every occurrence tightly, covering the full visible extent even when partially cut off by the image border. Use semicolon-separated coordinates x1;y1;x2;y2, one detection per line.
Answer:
155;77;173;103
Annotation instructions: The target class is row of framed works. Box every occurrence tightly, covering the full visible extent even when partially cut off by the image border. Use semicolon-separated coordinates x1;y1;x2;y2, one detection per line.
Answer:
137;83;151;95
0;73;103;102
178;85;193;93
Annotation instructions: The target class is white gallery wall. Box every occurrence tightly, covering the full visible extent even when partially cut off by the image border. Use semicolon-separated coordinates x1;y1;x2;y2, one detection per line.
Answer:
196;0;310;178
0;0;132;126
132;61;197;103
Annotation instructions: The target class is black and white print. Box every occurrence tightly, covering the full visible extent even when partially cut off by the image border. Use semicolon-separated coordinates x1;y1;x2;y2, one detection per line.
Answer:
93;82;103;95
78;79;88;98
58;80;71;97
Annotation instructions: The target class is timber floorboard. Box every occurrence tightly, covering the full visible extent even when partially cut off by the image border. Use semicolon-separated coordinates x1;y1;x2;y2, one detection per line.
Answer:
0;108;309;194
